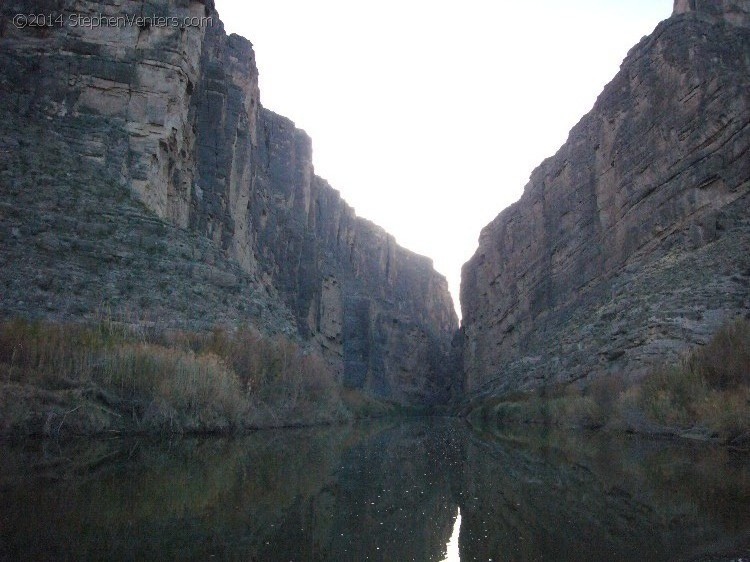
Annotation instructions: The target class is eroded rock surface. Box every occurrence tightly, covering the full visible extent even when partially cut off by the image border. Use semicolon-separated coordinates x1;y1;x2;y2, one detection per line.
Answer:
0;0;456;404
460;0;750;396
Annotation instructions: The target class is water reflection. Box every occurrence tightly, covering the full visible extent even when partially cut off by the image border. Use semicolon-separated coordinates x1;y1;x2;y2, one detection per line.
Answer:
441;508;461;562
0;420;748;561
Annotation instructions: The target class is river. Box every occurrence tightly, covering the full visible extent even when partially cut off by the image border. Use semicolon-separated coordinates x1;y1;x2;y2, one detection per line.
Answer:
1;419;748;561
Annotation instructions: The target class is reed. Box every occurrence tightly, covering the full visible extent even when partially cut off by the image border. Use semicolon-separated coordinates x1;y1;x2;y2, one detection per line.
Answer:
0;319;352;434
468;318;750;443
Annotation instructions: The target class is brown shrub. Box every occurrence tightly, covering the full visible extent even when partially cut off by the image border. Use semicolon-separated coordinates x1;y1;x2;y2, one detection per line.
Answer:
635;317;750;435
0;319;350;432
97;344;243;422
686;318;750;390
639;365;708;426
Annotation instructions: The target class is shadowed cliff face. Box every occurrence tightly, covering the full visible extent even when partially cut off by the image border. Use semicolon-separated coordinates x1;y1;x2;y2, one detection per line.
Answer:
250;109;458;403
460;1;750;396
0;0;457;404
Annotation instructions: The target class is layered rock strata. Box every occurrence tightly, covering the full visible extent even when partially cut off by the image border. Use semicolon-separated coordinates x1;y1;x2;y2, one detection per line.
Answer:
461;0;750;396
0;0;457;404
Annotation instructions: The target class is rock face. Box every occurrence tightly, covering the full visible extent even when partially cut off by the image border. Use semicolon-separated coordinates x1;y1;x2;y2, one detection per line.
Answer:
460;0;750;396
250;109;457;401
0;0;457;404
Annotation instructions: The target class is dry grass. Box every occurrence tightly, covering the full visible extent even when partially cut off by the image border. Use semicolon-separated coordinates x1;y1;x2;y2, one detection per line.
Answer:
0;319;352;435
0;318;115;385
639;366;707;426
158;327;348;425
684;317;750;389
469;318;750;444
636;318;750;439
97;344;244;429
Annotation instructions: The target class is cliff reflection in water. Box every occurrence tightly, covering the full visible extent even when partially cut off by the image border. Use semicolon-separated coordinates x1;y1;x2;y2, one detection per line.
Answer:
0;420;748;561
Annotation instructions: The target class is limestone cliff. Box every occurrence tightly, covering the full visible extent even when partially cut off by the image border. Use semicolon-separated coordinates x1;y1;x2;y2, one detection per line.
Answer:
460;0;750;396
0;0;457;404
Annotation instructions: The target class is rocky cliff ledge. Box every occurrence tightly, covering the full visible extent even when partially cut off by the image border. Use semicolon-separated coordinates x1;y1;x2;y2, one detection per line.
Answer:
460;0;750;397
0;0;457;404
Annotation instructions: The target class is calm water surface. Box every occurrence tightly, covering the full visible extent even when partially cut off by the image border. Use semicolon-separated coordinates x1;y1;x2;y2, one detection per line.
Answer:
1;419;748;561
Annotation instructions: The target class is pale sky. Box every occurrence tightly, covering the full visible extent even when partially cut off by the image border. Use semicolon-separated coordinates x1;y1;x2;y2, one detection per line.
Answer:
216;0;674;318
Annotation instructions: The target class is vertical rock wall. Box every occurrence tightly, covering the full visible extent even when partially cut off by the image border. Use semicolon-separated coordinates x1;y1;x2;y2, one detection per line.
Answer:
0;0;214;225
252;109;457;403
0;0;457;404
460;1;750;396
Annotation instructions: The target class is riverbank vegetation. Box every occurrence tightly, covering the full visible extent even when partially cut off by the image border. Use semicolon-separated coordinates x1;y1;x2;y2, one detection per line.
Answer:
466;318;750;447
0;318;396;436
3;316;748;443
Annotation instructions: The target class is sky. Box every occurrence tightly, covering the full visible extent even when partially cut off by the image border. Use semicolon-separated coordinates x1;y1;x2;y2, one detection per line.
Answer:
216;0;674;319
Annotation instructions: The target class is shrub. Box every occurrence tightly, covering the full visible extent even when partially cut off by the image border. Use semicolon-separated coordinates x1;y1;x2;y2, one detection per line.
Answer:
0;319;115;385
630;317;750;437
471;318;750;441
685;318;750;390
0;319;350;433
97;344;244;426
639;365;708;426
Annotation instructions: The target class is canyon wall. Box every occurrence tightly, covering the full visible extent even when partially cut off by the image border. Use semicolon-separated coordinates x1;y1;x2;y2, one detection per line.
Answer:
0;0;457;404
460;0;750;397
